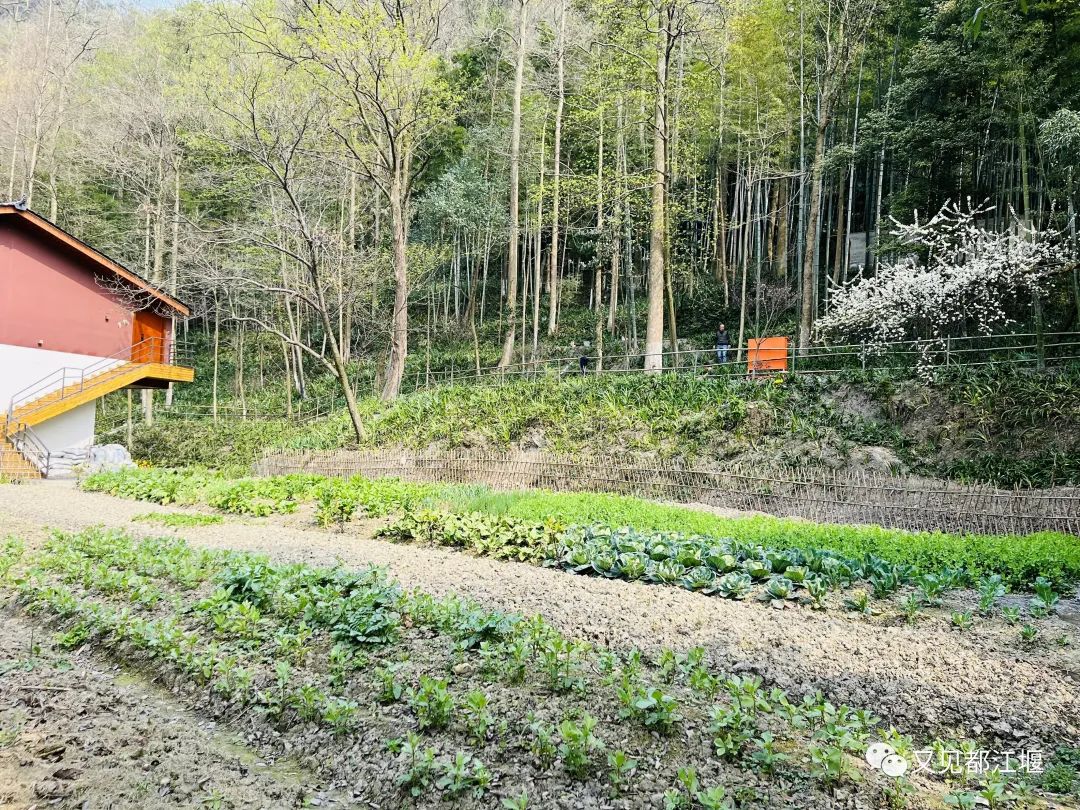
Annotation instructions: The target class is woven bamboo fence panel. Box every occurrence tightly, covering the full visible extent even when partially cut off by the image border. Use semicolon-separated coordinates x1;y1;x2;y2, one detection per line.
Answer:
254;449;1080;536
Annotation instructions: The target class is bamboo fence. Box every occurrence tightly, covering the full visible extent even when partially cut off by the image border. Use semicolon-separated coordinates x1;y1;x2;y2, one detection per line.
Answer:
254;449;1080;536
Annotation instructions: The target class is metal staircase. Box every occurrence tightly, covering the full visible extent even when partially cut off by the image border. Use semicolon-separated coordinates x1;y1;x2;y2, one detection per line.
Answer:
1;337;194;480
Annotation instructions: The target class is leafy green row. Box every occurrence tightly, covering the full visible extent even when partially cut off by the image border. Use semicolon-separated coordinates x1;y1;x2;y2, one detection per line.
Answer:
82;467;1080;589
376;510;1065;621
81;467;429;523
552;524;915;606
430;489;1080;591
375;509;563;563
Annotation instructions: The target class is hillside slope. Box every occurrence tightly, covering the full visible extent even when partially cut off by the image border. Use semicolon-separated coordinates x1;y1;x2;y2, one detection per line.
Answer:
126;366;1080;487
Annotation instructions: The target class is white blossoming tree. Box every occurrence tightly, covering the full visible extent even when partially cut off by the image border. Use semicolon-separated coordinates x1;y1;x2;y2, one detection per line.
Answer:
815;200;1069;358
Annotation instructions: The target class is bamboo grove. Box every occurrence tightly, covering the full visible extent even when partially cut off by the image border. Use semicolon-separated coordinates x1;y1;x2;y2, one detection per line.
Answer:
1;0;1078;439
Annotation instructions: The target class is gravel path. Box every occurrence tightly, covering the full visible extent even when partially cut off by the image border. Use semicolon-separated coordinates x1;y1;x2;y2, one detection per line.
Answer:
2;480;1078;751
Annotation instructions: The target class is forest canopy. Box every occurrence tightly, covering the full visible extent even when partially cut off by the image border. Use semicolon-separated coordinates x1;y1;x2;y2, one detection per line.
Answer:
2;0;1078;438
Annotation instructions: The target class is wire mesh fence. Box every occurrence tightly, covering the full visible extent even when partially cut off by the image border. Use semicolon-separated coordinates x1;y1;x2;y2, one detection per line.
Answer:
254;448;1080;537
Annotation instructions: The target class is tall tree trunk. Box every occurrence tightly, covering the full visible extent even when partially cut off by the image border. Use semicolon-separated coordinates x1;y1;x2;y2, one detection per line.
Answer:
775;175;789;278
595;95;604;369
736;168;753;363
645;2;670;373
211;305;220;423
532;122;546;357
798;110;830;352
166;160;181;408
382;156;410;400
546;0;566;336
499;0;528;368
608;98;624;333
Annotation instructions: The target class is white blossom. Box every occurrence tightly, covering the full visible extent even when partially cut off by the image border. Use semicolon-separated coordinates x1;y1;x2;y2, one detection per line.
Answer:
816;200;1068;359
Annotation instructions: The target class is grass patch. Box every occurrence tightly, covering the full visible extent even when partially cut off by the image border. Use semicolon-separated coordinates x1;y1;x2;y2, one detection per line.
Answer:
126;374;895;468
132;512;224;528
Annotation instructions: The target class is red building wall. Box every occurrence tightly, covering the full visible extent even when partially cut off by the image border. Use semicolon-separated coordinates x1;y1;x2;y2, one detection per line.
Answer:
0;218;141;359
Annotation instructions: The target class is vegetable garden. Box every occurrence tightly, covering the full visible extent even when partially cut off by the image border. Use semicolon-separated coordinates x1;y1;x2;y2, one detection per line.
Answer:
1;467;1078;808
1;527;1073;809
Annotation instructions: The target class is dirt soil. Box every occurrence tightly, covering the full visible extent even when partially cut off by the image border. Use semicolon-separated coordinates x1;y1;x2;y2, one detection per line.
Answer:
2;480;1079;759
0;608;348;809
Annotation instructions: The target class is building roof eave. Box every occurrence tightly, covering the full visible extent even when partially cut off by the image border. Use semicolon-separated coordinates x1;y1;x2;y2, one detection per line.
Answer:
0;204;191;317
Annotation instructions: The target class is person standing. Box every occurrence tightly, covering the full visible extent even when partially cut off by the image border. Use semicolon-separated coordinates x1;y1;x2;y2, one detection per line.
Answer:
715;324;731;363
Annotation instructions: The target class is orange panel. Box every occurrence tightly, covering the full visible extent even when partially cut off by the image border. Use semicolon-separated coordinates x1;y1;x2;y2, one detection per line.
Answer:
747;337;789;373
131;310;167;363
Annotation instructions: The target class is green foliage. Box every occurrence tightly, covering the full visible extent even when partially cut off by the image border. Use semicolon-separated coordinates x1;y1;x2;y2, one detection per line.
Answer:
378;509;562;563
436;751;491;799
977;575;1006;614
1038;748;1080;796
557;714;604;778
88;466;1080;592
424;485;1080;590
618;682;681;732
393;733;437;798
607;750;637;792
809;744;862;785
132;512;225;527
950;611;973;631
0;537;24;582
462;690;493;742
314;476;434;528
408;676;454;730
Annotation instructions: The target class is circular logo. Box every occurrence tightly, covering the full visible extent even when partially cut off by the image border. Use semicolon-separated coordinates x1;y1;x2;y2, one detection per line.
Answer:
865;743;895;769
881;753;909;777
865;743;909;778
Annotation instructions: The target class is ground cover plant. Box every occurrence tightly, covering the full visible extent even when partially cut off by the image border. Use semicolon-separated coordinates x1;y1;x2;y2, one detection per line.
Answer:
120;365;1080;488
132;512;224;528
127;374;893;470
0;528;1060;809
81;468;1080;591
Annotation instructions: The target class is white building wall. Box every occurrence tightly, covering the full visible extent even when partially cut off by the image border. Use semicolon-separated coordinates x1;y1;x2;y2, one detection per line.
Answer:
1;343;114;476
0;343;121;412
32;401;96;475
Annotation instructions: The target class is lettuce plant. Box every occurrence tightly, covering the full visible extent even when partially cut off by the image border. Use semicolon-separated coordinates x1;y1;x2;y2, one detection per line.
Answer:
682;566;716;591
616;553;648;580
1030;577;1060;615
713;572;753;599
977;575;1006;614
951;611;973;631
742;559;772;580
805;576;829;609
765;576;794;601
651;560;687;584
